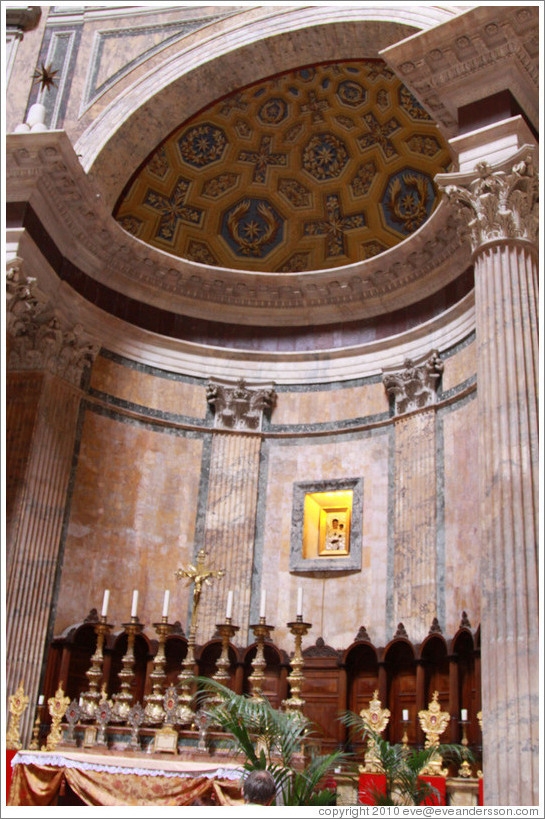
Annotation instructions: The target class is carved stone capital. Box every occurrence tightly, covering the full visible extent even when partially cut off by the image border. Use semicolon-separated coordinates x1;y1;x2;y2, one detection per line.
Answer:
6;265;100;386
437;147;538;252
207;378;276;431
382;350;444;416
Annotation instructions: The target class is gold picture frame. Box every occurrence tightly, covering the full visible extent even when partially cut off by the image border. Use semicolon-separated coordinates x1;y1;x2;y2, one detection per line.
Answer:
302;490;353;560
83;726;97;747
153;725;178;754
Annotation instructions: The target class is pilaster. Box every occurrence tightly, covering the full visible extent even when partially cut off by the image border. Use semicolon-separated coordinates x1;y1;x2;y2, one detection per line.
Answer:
5;261;99;744
197;380;275;644
383;351;443;642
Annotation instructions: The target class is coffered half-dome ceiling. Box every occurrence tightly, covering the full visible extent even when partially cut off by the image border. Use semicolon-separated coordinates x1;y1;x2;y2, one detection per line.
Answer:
114;59;452;273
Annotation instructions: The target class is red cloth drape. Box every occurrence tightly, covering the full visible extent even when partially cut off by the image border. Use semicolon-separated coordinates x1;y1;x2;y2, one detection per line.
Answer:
6;750;18;802
358;773;387;804
478;777;484;805
418;775;447;805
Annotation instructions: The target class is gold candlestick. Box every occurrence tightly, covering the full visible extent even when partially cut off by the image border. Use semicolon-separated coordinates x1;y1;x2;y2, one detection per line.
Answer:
176;633;197;725
112;617;144;722
143;619;173;724
401;718;410;748
213;619;239;684
248;617;274;698
458;715;472;777
29;699;45;750
282;615;311;715
82;617;112;718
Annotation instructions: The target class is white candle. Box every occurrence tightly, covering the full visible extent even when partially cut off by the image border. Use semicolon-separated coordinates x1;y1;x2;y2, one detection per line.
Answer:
461;708;468;722
101;589;110;618
78;696;83;707
297;587;303;617
402;709;409;721
226;589;233;619
38;695;44;706
260;589;267;619
131;589;139;618
162;589;170;618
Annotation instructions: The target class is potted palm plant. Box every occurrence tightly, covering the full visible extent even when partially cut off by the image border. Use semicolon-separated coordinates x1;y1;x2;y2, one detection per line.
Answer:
341;711;474;805
196;678;353;806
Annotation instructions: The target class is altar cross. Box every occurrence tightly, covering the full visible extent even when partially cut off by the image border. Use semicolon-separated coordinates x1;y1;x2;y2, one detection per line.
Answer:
175;549;225;639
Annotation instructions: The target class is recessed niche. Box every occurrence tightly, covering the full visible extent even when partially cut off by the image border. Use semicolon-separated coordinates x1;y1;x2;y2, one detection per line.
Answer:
290;478;363;573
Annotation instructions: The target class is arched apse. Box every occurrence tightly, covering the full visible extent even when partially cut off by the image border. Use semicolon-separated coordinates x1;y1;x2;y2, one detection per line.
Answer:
76;5;463;209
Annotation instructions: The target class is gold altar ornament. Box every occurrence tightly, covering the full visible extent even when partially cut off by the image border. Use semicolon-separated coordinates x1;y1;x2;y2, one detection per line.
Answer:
418;691;450;776
175;549;225;724
359;690;390;773
46;684;71;751
7;681;29;749
175;549;225;615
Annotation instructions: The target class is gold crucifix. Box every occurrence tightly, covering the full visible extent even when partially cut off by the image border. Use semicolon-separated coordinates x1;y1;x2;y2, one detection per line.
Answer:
175;549;225;640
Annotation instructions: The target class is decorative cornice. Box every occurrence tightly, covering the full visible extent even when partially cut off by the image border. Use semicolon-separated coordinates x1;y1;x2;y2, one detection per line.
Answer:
436;146;538;253
302;637;341;659
393;622;409;640
459;611;472;630
5;7;41;33
6;131;471;327
355;626;371;643
207;378;276;432
382;349;444;416
6;263;99;386
381;5;539;138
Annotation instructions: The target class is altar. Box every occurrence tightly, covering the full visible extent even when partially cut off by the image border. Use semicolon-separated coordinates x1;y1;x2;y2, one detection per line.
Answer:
7;749;244;806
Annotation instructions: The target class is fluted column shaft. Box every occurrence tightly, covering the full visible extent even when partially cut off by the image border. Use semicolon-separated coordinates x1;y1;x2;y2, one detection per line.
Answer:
392;410;437;641
439;146;538;805
6;371;82;744
198;432;262;645
475;240;538;805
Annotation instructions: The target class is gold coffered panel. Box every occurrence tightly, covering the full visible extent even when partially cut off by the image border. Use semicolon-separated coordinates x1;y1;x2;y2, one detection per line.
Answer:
114;60;451;273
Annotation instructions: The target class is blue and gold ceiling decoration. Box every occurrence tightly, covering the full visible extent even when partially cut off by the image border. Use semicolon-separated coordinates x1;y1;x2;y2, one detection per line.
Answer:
114;60;451;272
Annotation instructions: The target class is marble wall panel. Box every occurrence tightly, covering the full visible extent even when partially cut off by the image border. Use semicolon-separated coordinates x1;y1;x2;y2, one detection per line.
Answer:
272;381;388;427
55;407;204;633
90;354;207;419
260;432;390;653
442;338;476;392
442;396;480;634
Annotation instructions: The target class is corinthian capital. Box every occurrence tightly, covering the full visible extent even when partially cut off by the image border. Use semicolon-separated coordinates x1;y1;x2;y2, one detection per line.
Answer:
207;378;276;431
383;350;444;417
436;146;538;252
6;265;99;387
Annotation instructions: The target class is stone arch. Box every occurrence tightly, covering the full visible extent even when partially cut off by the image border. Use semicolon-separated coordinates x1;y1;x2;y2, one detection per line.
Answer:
76;5;461;209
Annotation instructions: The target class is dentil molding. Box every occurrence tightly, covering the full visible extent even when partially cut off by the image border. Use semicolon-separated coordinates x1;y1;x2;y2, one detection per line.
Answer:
6;131;471;328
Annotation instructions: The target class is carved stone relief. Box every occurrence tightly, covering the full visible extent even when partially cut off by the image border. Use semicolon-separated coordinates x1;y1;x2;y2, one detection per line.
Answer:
382;350;444;416
6;262;100;386
437;150;538;252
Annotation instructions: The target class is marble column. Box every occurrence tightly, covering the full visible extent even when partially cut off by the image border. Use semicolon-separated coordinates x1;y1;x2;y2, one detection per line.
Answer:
5;262;99;744
197;379;275;645
383;351;444;642
438;146;538;805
